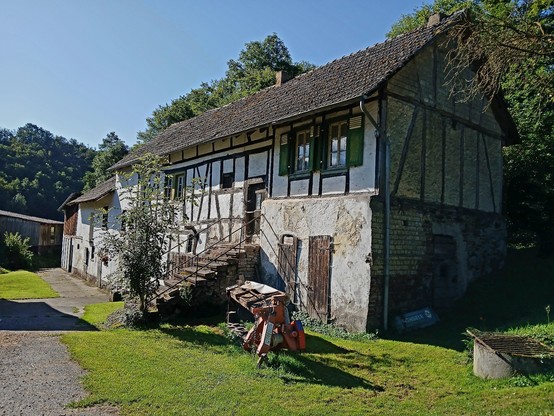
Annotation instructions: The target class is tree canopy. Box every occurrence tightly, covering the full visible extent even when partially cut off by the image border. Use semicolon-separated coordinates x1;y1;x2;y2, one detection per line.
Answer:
137;34;315;144
388;0;554;254
0;123;95;220
83;132;129;191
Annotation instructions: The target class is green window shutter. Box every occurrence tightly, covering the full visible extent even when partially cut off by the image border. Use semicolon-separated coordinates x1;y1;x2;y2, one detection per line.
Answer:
347;115;364;167
279;134;290;175
308;125;319;171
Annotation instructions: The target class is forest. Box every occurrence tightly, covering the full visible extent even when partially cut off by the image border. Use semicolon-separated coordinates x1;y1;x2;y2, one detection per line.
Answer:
0;124;95;220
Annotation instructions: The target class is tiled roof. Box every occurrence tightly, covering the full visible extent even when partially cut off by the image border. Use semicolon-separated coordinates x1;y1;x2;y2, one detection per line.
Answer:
0;210;63;225
111;12;464;170
68;177;116;205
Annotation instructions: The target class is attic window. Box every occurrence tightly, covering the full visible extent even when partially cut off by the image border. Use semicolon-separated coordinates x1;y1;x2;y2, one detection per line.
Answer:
222;172;234;189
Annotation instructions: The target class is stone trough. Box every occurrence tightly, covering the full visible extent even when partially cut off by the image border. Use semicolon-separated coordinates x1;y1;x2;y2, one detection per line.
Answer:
469;330;554;379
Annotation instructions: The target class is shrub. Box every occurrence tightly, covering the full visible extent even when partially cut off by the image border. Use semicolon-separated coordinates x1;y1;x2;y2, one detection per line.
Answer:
1;232;34;270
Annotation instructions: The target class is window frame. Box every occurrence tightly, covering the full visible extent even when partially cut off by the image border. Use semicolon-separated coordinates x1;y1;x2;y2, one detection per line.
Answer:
324;118;349;171
174;174;184;200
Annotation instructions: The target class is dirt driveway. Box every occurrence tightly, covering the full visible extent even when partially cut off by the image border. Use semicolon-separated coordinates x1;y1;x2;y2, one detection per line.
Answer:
0;269;118;415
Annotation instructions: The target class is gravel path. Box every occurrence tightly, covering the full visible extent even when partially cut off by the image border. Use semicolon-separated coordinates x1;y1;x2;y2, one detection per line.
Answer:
0;269;119;415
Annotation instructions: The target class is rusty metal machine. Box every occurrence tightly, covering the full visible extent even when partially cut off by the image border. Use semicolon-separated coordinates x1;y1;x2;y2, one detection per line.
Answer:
226;281;306;367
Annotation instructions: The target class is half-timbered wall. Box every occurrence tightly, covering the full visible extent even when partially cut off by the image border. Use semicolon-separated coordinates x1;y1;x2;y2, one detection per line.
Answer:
260;102;379;332
366;41;507;329
385;43;503;212
162;129;274;253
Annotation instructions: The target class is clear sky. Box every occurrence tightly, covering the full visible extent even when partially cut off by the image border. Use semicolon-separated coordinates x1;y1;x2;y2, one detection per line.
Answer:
0;0;427;149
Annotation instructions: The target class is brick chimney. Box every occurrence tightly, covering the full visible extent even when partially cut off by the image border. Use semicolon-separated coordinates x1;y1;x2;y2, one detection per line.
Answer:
427;12;445;27
275;70;291;86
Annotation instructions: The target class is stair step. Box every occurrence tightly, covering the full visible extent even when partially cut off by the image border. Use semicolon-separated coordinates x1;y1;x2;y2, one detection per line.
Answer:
180;267;216;279
193;259;229;271
202;254;239;264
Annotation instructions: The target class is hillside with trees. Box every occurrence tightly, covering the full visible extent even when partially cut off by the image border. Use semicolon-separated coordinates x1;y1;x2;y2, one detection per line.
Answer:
388;0;554;255
0;123;96;220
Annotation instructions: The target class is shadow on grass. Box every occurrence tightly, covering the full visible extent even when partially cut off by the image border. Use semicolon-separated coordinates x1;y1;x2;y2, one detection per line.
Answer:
0;299;98;331
159;323;386;391
266;336;387;390
385;248;554;351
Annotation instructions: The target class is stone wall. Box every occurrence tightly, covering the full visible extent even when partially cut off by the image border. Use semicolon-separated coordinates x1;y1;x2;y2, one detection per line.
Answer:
368;198;506;329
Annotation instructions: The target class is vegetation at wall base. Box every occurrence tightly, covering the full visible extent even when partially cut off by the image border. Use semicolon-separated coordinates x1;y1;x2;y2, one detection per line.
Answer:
292;311;378;342
0;270;59;299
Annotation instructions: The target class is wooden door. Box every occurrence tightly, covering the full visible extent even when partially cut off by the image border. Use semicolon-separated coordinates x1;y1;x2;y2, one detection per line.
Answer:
432;235;459;308
278;234;298;303
244;181;265;241
307;235;332;322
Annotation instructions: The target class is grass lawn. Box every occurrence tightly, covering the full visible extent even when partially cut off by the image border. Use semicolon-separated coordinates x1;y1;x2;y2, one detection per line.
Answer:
0;270;59;299
62;248;554;415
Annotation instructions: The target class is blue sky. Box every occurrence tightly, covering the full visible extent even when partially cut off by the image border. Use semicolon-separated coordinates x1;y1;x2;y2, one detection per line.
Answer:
0;0;428;148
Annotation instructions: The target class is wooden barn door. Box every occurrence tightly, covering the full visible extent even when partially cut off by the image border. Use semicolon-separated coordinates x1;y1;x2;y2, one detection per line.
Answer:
278;234;298;303
307;235;332;322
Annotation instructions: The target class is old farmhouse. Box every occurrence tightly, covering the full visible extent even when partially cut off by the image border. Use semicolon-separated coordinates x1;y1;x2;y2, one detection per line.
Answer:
61;12;518;331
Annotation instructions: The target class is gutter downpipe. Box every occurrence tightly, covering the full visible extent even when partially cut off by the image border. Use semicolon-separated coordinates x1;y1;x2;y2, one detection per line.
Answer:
360;94;391;331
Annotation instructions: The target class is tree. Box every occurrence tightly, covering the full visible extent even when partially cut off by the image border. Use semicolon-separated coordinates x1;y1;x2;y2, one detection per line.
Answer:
137;34;315;144
0;124;95;220
83;132;129;190
387;0;554;255
100;154;180;312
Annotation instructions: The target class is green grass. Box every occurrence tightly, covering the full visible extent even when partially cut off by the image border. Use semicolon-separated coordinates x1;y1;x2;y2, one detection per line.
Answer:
81;301;124;327
0;270;59;299
62;249;554;415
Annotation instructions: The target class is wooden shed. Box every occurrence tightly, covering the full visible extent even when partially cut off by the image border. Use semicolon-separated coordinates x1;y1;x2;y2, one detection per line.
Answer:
0;209;63;255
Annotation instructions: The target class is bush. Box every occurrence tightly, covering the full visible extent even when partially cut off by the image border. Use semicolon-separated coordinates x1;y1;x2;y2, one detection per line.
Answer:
292;311;378;342
1;232;34;270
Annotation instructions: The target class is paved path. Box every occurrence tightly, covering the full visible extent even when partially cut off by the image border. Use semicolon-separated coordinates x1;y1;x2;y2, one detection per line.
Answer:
0;269;118;415
0;268;109;331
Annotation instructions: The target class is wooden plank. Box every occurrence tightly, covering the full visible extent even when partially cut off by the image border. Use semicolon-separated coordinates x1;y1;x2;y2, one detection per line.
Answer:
307;235;331;322
278;235;297;301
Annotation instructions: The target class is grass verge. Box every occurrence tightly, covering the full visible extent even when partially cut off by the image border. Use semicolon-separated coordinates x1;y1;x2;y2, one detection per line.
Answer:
0;270;59;299
63;299;554;416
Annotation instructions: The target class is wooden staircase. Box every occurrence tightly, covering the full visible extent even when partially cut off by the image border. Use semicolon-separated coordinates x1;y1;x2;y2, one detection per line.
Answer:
152;242;258;314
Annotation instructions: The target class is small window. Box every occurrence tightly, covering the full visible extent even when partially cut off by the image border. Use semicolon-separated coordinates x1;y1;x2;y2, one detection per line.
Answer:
164;176;173;199
295;129;311;172
328;120;348;168
91;245;95;260
175;175;184;200
102;206;109;230
50;226;56;244
221;172;234;189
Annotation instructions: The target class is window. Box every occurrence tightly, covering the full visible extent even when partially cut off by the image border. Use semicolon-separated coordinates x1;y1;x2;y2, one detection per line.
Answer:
175;174;184;200
102;206;109;230
295;129;311;172
221;172;234;189
50;226;56;244
277;113;364;176
164;176;173;199
328;121;348;168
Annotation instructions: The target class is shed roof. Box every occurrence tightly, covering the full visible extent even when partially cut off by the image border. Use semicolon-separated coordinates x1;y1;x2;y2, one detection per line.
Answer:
111;10;517;171
0;210;63;225
68;177;116;205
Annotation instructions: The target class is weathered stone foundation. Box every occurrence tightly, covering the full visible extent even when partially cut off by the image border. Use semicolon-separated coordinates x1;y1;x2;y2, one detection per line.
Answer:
368;198;506;329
